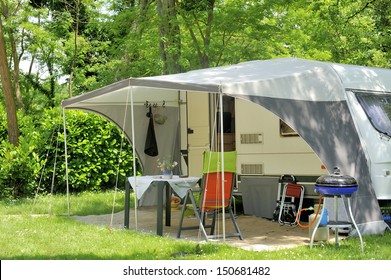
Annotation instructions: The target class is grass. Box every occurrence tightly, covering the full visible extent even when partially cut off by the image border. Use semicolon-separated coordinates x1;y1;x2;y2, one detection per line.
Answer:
0;191;390;260
0;191;126;216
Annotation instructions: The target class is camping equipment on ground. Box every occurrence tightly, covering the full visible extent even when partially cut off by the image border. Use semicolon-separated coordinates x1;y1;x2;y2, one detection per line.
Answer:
308;204;330;241
273;175;296;223
277;182;305;226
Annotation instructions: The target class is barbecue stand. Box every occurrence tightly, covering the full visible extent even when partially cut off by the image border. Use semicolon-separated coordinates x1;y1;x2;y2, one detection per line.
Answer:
310;168;364;252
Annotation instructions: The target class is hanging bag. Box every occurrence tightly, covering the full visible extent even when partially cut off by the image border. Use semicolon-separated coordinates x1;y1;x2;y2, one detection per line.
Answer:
144;107;159;156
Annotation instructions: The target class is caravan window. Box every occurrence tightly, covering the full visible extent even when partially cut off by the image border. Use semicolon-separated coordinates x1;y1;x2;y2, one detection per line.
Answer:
355;91;391;136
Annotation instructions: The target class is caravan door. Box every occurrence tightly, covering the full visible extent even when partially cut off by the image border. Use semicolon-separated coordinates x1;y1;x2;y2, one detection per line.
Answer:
183;92;210;177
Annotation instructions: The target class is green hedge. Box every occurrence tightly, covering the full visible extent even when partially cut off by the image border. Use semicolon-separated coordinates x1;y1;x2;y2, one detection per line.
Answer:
0;107;138;199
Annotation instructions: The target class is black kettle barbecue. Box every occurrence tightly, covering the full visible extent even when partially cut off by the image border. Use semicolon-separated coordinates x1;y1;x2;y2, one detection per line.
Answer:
315;167;358;196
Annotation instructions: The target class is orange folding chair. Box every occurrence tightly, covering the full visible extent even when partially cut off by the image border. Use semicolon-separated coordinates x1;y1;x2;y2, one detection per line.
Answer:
177;151;243;240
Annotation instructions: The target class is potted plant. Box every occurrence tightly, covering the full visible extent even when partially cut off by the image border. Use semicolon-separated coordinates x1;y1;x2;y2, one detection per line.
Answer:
157;157;178;179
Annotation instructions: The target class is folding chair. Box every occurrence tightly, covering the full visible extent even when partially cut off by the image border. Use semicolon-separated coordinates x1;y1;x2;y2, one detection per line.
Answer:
278;183;305;226
272;175;296;222
177;151;243;240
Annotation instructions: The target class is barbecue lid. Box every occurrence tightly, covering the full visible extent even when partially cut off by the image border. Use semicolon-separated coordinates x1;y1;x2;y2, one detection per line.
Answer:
315;167;358;188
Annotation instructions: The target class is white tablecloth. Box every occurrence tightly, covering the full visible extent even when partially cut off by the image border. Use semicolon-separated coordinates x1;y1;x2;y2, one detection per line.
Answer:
127;175;200;199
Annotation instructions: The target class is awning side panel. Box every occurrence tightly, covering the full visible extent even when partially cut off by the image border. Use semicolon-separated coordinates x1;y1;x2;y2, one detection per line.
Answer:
238;94;386;234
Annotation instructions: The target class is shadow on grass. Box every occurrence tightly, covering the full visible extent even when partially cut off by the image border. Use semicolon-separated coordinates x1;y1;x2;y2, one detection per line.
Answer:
1;243;224;260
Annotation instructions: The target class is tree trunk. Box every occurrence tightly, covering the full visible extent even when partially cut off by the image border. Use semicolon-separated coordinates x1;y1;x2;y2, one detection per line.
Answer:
1;0;23;110
0;18;19;146
156;0;181;74
10;31;24;110
201;0;215;68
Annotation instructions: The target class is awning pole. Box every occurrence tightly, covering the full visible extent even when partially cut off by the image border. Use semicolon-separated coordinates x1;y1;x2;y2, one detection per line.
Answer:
130;86;138;230
218;93;226;242
62;108;71;216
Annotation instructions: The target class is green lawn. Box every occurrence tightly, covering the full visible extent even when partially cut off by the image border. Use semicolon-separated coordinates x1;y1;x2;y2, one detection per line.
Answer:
0;191;390;260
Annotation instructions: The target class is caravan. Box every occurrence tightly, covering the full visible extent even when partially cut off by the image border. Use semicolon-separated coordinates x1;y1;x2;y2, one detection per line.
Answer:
181;92;328;220
62;57;391;235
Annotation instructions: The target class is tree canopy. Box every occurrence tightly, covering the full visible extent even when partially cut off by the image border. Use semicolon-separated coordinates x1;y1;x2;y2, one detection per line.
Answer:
2;0;390;114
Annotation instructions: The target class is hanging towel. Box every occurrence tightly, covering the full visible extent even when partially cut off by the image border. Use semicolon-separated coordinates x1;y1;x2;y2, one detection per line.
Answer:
144;107;159;157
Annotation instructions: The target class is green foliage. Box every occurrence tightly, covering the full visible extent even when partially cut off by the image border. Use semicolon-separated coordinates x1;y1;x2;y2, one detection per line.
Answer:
0;107;138;199
278;0;391;66
0;110;44;199
9;0;391;104
59;109;137;193
0;138;43;199
103;4;163;79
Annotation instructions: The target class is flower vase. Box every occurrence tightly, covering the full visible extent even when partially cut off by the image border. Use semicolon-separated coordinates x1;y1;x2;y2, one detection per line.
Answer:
162;170;173;179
